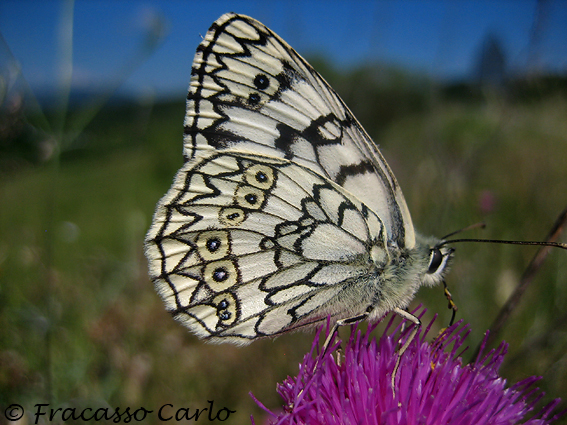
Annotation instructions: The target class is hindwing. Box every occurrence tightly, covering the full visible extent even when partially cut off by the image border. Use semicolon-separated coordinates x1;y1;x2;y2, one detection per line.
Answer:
146;151;388;342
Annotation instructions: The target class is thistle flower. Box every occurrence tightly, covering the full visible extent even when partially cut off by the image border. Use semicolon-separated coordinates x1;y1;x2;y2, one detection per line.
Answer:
252;310;562;425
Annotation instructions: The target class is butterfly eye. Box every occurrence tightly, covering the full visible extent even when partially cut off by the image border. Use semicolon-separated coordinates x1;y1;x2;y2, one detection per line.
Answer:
427;248;443;274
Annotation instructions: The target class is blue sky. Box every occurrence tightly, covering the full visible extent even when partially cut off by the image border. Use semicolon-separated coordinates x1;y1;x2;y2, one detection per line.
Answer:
1;0;566;102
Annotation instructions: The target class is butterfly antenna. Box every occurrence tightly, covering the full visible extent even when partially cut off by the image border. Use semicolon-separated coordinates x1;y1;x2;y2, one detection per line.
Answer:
438;238;567;250
438;209;567;250
438;210;567;341
440;222;486;241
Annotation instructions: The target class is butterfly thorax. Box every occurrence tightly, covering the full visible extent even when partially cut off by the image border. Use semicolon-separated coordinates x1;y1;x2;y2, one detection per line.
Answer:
362;236;452;321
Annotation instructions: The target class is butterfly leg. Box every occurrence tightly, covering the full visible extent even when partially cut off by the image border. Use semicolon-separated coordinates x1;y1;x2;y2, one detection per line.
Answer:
313;312;370;374
443;280;458;326
392;307;421;395
293;313;370;407
322;313;369;356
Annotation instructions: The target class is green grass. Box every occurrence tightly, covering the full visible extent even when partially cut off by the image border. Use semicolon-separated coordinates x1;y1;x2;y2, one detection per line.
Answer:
1;82;566;424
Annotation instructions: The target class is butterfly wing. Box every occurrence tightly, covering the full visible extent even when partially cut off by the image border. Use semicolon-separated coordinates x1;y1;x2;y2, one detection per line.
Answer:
184;13;415;250
145;151;388;343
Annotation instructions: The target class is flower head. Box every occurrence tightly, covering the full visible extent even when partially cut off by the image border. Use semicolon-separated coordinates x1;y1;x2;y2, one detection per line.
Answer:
252;310;562;425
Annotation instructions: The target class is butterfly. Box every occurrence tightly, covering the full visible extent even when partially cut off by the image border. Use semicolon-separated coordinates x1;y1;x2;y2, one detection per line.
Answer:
144;13;454;355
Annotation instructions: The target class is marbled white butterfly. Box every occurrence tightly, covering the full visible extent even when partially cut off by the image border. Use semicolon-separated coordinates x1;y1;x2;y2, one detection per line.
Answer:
145;13;455;357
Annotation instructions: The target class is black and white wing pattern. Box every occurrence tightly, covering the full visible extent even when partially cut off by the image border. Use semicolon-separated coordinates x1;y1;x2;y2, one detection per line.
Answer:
184;13;415;250
145;13;452;344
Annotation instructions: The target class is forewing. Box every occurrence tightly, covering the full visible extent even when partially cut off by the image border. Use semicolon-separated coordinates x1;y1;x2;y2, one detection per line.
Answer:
184;13;415;249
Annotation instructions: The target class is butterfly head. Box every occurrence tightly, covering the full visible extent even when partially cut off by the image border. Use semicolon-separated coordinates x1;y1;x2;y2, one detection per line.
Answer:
414;235;454;287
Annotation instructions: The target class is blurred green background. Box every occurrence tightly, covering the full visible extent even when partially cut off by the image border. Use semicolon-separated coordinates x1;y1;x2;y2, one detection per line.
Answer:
1;2;567;424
